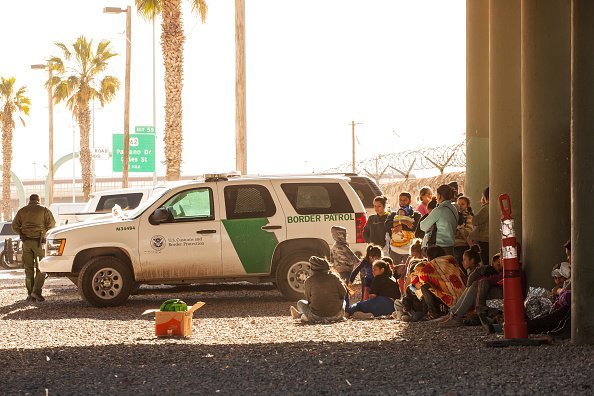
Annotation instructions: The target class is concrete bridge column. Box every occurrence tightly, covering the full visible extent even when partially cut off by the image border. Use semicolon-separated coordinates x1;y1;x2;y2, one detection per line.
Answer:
571;0;594;345
466;0;489;207
488;0;522;259
521;0;571;288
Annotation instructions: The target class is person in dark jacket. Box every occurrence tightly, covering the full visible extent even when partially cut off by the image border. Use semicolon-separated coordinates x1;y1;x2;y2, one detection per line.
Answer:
363;195;390;248
290;257;346;323
349;245;382;301
345;260;400;319
12;194;56;302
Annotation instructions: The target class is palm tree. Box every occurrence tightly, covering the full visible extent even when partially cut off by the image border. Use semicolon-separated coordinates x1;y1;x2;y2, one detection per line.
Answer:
0;77;30;220
135;0;208;181
50;36;120;200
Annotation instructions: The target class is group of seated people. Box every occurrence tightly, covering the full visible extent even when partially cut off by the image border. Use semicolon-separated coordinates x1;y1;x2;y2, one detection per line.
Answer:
289;228;572;339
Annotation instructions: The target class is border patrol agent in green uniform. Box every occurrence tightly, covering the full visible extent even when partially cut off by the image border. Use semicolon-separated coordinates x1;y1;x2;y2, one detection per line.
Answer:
12;194;56;302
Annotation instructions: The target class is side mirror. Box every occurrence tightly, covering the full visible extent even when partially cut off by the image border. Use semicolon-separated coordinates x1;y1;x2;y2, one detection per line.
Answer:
149;208;172;225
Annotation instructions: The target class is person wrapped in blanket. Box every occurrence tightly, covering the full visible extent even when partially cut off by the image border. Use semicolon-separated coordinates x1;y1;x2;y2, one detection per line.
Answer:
404;246;467;320
385;192;421;265
345;259;400;319
330;226;360;282
435;246;501;327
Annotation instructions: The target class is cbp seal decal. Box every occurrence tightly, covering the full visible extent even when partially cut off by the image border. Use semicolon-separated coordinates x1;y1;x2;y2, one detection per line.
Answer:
150;235;166;251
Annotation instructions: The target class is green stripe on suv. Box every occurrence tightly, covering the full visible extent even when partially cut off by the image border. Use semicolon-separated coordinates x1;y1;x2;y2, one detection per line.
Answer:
222;218;279;273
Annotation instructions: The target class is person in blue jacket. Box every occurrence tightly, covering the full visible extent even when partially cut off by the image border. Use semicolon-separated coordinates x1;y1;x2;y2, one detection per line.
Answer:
419;184;459;257
349;245;382;302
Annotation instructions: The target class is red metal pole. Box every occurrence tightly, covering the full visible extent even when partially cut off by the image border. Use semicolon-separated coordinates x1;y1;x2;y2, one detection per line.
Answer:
499;194;528;339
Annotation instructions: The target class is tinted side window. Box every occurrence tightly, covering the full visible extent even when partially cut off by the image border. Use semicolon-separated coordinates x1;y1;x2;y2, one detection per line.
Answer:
348;177;381;208
224;185;276;219
96;193;143;212
160;188;214;221
281;183;353;215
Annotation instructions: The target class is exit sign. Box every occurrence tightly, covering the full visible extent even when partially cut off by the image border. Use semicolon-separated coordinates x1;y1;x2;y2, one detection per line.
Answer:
135;126;155;134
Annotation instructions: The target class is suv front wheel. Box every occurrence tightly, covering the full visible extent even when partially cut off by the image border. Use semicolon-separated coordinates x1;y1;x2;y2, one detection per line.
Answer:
276;251;314;300
78;256;133;307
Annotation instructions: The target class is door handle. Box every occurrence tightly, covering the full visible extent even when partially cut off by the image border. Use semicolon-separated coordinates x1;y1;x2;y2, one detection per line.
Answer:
196;230;217;234
261;225;282;230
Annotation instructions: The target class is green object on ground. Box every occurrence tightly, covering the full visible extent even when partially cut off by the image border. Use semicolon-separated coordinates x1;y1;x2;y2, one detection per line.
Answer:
159;299;188;312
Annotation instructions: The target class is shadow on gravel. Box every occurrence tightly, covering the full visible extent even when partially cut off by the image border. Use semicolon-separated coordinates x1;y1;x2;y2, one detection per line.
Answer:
1;337;593;396
1;289;291;321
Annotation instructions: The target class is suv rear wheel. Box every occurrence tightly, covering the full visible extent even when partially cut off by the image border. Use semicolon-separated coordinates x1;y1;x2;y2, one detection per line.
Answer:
275;251;314;300
78;256;133;307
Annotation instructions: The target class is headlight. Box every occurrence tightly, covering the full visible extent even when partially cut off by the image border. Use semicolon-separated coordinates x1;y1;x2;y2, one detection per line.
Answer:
46;239;66;256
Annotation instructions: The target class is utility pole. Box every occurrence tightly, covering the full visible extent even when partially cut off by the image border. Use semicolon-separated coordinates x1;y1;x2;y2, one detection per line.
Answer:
235;0;247;174
351;121;362;173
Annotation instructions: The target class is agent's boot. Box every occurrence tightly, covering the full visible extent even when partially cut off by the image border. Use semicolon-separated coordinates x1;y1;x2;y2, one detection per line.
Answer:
30;292;45;302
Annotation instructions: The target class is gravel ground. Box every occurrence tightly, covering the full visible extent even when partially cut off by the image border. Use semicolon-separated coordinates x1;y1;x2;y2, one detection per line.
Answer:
0;270;593;395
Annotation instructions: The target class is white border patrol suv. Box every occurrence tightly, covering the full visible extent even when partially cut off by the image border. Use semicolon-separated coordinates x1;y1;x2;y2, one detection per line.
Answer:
40;174;368;307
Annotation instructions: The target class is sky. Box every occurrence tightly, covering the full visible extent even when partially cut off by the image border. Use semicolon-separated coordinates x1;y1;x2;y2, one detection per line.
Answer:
0;0;466;181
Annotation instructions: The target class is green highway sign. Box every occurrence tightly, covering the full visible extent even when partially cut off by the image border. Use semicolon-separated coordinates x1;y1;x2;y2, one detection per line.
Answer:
135;125;155;134
112;133;155;172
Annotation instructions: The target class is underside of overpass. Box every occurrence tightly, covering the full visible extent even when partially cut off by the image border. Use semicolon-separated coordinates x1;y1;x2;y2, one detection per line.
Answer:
465;0;593;344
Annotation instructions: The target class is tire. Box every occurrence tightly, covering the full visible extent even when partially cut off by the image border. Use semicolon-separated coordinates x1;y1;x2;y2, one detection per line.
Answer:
275;251;315;301
77;256;134;307
0;252;9;270
130;281;142;295
0;251;22;270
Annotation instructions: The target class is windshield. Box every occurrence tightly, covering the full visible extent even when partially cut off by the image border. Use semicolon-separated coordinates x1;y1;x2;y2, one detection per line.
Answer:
126;188;172;218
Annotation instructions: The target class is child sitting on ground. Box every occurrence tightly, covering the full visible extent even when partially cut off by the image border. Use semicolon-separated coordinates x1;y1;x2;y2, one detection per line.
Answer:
290;256;347;323
550;262;570;297
349;245;382;302
345;260;400;319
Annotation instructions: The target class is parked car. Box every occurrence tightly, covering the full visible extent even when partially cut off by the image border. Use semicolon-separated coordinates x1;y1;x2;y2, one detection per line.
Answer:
0;222;22;269
59;186;167;225
49;203;87;226
40;174;368;306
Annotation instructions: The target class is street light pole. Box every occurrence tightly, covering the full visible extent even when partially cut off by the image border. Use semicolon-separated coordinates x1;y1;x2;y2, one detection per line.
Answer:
104;5;131;188
31;63;54;206
235;0;247;175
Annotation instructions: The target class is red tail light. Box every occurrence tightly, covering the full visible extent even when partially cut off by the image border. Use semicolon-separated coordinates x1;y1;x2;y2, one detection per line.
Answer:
355;213;367;243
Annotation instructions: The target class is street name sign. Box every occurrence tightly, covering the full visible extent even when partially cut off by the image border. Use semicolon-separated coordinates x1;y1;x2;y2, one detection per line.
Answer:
90;147;110;160
112;133;155;172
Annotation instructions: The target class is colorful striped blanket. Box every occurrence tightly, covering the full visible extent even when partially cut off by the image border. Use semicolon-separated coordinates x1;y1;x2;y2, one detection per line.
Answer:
408;255;467;307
